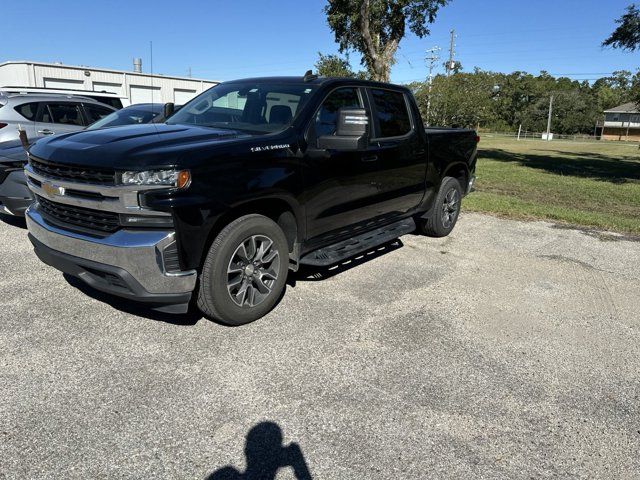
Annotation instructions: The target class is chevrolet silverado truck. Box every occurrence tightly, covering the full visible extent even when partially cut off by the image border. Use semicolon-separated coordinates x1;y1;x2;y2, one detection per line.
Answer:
24;75;478;325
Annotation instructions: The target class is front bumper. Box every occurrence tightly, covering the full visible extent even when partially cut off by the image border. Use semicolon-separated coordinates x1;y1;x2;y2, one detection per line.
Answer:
0;170;33;216
26;205;197;310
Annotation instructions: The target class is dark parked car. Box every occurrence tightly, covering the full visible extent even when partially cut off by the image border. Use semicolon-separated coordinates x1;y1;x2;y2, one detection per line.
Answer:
25;75;478;324
86;103;165;130
0;139;29;216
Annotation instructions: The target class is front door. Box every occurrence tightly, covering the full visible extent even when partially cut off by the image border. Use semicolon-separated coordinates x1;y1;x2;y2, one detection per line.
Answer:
303;86;382;246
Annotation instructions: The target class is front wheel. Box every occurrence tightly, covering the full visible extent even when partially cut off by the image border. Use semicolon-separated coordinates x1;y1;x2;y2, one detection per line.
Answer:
417;176;463;238
197;214;289;325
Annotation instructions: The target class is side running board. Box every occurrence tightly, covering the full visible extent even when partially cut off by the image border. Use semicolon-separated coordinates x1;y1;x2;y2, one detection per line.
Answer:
300;218;416;267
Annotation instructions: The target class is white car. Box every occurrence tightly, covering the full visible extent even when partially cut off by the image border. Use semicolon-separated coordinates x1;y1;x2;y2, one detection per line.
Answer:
0;92;116;143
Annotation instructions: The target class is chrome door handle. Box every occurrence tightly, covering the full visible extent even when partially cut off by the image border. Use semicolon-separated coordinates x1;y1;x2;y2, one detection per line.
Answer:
38;129;54;135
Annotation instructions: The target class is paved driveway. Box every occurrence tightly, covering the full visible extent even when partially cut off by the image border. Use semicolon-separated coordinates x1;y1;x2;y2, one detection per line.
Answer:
1;212;639;479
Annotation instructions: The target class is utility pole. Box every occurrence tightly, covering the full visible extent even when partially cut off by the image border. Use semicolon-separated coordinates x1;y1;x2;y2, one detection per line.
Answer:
425;46;441;127
446;29;456;77
546;95;554;141
188;67;192;78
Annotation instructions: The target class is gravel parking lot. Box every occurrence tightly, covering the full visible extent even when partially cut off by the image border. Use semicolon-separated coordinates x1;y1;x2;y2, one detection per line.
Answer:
1;212;639;479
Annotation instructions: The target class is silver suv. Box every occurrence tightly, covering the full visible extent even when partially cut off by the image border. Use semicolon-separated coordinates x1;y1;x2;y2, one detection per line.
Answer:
0;93;116;143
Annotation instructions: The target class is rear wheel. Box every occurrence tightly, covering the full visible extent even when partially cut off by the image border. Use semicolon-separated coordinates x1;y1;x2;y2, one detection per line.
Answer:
417;176;463;238
197;214;289;325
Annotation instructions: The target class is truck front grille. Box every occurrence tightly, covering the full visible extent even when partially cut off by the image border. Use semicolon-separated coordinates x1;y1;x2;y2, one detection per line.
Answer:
30;157;115;185
36;195;120;234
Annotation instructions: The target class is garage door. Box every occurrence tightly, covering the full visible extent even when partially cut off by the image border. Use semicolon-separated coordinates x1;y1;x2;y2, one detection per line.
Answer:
93;82;122;95
174;89;197;105
130;85;161;104
44;78;84;90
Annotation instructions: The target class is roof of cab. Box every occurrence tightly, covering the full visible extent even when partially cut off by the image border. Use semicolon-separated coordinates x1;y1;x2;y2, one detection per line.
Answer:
222;76;410;91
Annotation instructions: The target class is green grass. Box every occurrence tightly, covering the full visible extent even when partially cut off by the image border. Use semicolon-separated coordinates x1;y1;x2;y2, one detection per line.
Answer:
463;136;640;234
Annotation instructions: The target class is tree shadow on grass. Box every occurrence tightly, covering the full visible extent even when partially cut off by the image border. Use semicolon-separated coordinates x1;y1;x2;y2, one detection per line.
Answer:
481;148;640;183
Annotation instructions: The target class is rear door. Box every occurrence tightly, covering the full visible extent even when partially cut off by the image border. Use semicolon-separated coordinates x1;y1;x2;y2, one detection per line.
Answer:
35;102;86;137
364;87;428;214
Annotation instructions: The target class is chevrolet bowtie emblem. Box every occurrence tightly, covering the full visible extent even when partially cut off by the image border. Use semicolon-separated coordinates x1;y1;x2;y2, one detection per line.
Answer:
42;182;65;197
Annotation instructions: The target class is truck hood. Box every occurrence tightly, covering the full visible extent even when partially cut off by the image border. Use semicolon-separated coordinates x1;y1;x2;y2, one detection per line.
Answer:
28;123;253;170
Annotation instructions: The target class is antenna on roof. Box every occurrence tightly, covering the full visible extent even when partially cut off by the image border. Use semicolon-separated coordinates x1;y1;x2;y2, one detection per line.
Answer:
303;70;318;82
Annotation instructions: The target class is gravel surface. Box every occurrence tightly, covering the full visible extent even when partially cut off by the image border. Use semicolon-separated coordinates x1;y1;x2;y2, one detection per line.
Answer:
1;212;639;479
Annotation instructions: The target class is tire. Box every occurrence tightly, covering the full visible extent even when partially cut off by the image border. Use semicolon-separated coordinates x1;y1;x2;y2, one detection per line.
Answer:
417;176;463;238
197;214;289;325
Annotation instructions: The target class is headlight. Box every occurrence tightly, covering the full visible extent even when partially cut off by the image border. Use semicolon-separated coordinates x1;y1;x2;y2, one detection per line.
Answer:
119;169;191;189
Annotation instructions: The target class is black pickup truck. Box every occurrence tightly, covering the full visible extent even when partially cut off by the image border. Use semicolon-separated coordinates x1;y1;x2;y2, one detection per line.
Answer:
24;75;478;325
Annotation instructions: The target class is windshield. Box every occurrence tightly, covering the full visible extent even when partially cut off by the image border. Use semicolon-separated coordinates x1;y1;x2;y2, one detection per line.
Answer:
87;105;162;130
166;82;317;134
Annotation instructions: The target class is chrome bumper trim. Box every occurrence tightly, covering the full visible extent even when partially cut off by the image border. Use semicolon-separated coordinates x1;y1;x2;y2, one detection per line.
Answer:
26;206;196;295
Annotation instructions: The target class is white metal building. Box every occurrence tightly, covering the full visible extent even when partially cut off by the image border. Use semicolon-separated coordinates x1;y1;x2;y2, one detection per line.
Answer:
0;60;219;106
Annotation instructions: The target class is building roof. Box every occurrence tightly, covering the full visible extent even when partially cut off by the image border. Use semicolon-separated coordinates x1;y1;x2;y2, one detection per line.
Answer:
604;102;639;114
0;61;219;84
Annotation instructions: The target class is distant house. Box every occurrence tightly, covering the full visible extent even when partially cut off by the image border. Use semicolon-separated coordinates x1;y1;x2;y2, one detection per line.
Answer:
601;102;640;141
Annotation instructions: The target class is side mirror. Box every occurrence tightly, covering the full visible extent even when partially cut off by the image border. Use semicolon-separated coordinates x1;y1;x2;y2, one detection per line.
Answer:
318;108;370;151
163;102;175;119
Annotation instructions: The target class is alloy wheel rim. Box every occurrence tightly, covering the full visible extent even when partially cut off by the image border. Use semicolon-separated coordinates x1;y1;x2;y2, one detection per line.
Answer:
227;235;280;308
441;188;459;229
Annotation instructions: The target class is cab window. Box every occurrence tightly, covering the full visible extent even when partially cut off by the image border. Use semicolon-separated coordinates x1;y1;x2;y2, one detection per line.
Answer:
370;89;412;138
314;88;362;137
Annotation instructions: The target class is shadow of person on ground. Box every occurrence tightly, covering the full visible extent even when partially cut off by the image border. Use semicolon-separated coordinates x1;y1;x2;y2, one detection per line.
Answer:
206;421;312;480
63;273;202;325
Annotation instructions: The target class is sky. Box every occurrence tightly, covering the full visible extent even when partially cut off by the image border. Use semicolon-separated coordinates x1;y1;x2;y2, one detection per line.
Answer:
2;0;638;84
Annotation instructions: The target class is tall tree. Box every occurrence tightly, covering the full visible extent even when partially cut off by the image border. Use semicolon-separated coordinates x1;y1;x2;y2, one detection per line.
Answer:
315;53;356;77
324;0;449;82
315;53;370;79
603;4;640;51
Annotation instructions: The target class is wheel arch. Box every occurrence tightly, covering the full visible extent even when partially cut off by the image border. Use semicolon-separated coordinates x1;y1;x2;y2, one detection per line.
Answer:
200;196;303;268
442;162;470;192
